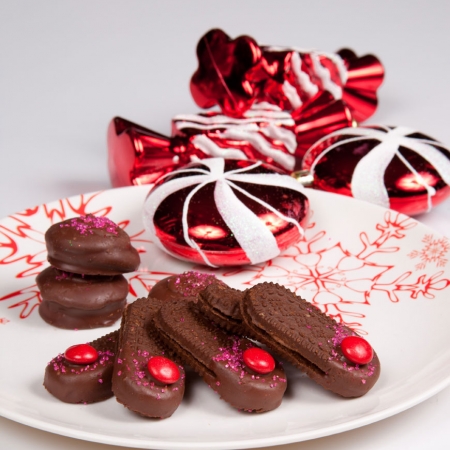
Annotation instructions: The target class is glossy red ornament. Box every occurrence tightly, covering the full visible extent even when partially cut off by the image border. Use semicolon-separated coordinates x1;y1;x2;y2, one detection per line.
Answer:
254;46;384;123
301;125;450;216
340;336;373;365
243;347;275;374
107;117;187;187
143;158;310;267
108;94;352;187
190;28;262;118
64;344;98;364
190;29;384;121
147;356;180;384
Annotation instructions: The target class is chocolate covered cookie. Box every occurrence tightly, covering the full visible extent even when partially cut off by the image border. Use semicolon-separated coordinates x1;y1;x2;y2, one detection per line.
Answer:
196;282;247;336
37;267;128;329
240;282;381;398
112;297;185;419
152;300;287;413
44;331;118;404
45;214;140;275
149;271;221;303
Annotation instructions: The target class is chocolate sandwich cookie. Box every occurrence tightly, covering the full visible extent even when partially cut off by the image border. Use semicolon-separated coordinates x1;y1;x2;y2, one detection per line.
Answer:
112;297;185;419
44;331;118;404
152;300;287;413
45;214;140;275
240;282;381;398
149;271;222;302
196;282;247;336
37;267;128;329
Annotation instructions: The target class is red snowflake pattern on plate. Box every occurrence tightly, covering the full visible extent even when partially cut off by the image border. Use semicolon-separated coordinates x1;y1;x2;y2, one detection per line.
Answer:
0;186;449;337
408;234;449;270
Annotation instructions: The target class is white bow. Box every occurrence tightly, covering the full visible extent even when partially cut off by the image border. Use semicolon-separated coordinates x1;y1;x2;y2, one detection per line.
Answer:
143;158;307;267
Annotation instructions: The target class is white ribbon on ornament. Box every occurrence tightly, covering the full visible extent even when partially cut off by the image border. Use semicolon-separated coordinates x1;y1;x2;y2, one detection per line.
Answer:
143;158;307;267
173;103;297;171
306;125;450;212
264;46;347;107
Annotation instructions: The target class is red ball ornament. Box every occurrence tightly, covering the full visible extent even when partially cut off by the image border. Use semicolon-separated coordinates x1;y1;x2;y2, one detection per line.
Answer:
340;336;374;365
64;344;98;364
143;158;310;267
301;125;450;216
147;356;180;384
243;347;275;374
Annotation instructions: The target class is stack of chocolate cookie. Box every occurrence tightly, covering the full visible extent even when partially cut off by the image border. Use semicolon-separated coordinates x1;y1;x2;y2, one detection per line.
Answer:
37;214;140;329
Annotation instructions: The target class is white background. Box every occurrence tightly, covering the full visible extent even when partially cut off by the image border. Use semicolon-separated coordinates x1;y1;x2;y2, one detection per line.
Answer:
1;1;450;449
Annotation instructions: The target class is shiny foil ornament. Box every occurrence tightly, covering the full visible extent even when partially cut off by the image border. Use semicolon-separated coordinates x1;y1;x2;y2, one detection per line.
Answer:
107;117;186;187
300;125;450;216
190;28;262;118
254;46;384;123
108;94;352;187
190;29;384;121
143;158;310;267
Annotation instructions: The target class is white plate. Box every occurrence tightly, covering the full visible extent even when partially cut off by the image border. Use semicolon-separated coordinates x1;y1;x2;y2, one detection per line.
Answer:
1;185;450;449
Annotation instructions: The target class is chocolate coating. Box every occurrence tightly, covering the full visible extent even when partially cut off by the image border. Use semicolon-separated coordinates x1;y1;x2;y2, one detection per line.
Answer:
45;214;140;275
38;298;126;330
37;266;128;329
112;297;185;419
149;271;221;302
44;331;117;404
152;300;287;413
37;267;129;310
241;283;381;398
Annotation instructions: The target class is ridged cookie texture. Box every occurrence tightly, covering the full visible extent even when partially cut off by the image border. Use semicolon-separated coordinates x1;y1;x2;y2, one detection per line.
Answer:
112;297;185;419
152;300;287;413
240;282;380;397
44;331;118;404
196;282;248;336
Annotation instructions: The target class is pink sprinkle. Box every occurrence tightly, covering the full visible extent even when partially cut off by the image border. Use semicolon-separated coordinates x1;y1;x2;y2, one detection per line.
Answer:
98;379;103;384
361;379;366;384
173;271;218;297
63;214;119;236
213;337;246;373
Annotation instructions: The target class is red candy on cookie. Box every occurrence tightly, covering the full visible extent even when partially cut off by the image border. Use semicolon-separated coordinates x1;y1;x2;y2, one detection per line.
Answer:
243;348;275;374
147;356;181;384
64;343;99;364
340;336;374;365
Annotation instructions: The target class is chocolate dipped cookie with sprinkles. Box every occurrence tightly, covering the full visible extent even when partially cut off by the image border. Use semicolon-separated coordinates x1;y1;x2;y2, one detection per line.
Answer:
45;214;140;275
38;214;140;329
149;270;222;303
44;331;118;404
240;282;381;398
152;300;287;413
112;297;185;419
